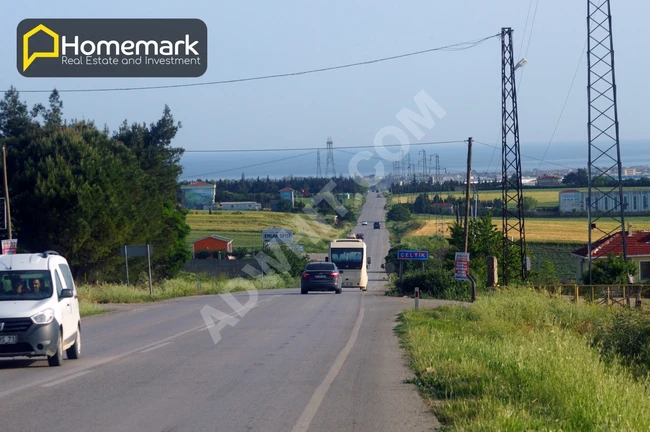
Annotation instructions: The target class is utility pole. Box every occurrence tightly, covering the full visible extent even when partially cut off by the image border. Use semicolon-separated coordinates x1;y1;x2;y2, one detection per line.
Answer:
464;137;473;253
2;144;11;239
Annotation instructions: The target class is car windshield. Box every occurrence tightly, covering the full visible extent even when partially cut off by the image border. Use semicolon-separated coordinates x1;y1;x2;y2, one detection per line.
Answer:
330;248;364;270
0;270;53;301
306;263;335;271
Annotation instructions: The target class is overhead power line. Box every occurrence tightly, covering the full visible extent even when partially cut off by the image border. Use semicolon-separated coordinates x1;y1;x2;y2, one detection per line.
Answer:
18;34;500;94
536;40;587;170
474;140;575;170
182;140;466;153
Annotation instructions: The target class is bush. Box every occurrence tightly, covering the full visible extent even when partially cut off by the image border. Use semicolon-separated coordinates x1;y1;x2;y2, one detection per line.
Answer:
387;204;411;221
394;267;470;301
592;308;650;376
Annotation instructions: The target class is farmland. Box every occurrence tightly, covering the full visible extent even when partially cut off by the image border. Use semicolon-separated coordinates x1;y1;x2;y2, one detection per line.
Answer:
185;195;364;252
409;215;650;243
393;186;650;208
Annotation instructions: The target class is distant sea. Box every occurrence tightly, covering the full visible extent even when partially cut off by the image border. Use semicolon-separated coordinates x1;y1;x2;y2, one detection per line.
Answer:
179;139;650;181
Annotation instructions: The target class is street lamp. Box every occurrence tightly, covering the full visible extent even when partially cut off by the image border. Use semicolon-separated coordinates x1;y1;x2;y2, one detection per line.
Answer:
514;58;528;71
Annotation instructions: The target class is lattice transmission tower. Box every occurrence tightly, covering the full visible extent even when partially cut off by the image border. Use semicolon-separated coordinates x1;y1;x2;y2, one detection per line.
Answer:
316;149;322;178
501;27;528;285
325;137;336;177
586;0;627;283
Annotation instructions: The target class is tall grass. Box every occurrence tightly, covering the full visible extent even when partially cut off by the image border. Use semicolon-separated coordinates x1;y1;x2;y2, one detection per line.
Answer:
397;289;650;430
79;300;106;317
78;272;295;304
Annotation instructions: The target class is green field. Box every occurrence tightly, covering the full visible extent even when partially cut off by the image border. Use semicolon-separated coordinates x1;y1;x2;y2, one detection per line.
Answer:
527;241;582;283
394;186;650;208
186;194;364;252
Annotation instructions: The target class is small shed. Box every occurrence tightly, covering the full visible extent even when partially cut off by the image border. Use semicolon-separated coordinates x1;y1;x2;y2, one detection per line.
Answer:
193;235;233;257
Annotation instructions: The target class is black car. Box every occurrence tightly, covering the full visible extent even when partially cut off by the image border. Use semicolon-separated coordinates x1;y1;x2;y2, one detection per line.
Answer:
373;222;380;229
301;262;342;294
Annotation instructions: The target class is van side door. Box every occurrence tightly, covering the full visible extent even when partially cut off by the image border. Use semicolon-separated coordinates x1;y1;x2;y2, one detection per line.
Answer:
53;269;75;343
58;263;79;330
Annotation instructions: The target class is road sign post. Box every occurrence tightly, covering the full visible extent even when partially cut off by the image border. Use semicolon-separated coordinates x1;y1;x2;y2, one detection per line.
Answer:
414;286;420;312
397;250;429;261
120;244;153;292
454;252;470;281
147;244;153;297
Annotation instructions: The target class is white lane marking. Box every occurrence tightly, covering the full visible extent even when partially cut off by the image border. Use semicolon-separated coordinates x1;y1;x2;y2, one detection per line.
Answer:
139;342;171;353
0;299;263;399
41;370;93;388
291;297;366;432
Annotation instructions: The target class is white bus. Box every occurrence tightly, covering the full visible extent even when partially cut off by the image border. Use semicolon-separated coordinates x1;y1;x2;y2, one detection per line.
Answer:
328;238;369;291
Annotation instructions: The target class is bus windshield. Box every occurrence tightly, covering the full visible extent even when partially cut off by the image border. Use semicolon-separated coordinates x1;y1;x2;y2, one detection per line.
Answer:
330;247;364;270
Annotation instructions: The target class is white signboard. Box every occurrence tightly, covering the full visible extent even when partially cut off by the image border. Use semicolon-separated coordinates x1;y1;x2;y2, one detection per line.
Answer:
559;191;583;213
454;252;470;281
262;228;293;244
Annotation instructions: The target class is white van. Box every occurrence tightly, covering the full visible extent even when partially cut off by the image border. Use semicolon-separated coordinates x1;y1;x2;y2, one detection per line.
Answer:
0;251;81;366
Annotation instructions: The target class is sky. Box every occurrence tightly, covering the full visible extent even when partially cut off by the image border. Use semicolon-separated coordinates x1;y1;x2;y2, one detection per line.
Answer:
2;1;649;179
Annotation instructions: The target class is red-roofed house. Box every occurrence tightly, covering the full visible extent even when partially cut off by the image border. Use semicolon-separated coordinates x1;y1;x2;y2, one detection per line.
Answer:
537;175;562;187
180;181;216;209
571;229;650;282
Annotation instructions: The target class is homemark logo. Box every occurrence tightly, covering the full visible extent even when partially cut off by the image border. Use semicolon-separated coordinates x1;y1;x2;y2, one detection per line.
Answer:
17;18;208;78
22;23;59;72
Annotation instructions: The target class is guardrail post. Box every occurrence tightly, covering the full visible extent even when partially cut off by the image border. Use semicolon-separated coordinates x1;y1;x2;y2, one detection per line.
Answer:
196;276;200;295
574;284;579;303
414;287;419;312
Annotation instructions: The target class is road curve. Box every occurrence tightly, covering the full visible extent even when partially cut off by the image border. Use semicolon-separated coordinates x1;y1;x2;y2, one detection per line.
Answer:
0;193;443;432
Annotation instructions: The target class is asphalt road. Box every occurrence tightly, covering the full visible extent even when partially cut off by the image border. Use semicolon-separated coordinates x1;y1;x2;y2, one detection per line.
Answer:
0;193;447;432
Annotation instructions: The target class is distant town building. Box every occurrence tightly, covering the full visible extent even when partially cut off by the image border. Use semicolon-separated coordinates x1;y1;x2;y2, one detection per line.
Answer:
623;168;638;176
536;175;562;188
180;181;216;209
219;201;262;211
559;189;650;213
279;187;295;206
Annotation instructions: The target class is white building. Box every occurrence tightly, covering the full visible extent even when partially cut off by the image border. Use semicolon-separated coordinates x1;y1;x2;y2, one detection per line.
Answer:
559;189;650;213
219;201;262;211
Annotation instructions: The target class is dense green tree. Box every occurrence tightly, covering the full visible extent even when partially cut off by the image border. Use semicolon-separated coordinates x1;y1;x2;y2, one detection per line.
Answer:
387;204;411;222
582;254;637;285
447;213;503;285
0;88;191;282
522;196;538;211
562;168;588;187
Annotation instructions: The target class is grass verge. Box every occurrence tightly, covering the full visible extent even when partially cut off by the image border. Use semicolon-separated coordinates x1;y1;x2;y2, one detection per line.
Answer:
79;300;107;317
396;289;650;431
78;273;295;307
